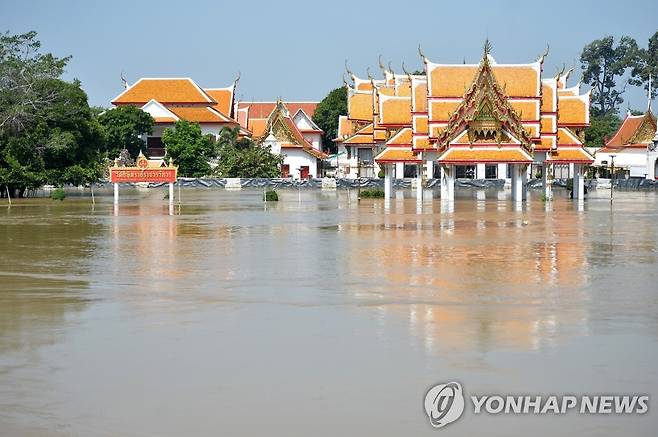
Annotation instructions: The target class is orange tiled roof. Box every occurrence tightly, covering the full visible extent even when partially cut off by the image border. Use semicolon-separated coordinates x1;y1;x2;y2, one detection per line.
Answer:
166;106;236;124
547;148;594;163
386;127;412;146
153;117;177;123
336;115;356;139
204;87;234;116
557;127;582;146
112;78;215;104
379;95;411;125
557;96;589;125
427;63;540;97
375;147;421;162
437;147;533;163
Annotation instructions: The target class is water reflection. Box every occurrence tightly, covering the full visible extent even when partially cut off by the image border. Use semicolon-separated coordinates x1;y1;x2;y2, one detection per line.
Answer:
0;189;657;436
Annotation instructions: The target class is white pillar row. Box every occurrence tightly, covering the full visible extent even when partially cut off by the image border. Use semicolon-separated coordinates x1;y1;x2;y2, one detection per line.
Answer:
573;164;584;200
542;162;552;200
441;164;455;202
169;182;175;205
384;164;393;199
113;183;119;205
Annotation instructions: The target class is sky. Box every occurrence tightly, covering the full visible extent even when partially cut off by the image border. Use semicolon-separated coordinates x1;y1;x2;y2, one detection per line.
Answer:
2;0;657;110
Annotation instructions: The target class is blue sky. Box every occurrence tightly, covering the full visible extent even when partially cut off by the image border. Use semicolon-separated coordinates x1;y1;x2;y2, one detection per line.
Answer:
3;0;657;110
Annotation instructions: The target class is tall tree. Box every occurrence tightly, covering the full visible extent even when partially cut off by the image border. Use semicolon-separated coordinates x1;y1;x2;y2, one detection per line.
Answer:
162;120;216;177
0;31;70;133
312;87;347;153
629;31;658;102
580;35;638;116
1;31;104;197
98;106;154;159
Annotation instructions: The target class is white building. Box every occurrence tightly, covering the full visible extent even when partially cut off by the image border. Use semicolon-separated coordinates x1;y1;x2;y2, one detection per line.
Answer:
235;100;327;179
594;110;658;179
111;77;244;157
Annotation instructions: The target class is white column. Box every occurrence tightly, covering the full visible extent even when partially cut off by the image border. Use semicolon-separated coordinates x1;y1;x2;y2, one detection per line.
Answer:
521;164;528;200
498;163;508;179
113;183;119;204
511;164;523;202
169;182;174;205
384;164;393;199
395;162;404;179
573;164;584;199
542;163;552;200
426;160;434;179
476;163;486;179
441;164;455;202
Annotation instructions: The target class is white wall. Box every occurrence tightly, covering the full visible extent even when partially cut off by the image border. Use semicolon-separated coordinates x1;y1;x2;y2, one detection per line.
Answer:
595;149;648;177
302;132;322;150
281;149;318;179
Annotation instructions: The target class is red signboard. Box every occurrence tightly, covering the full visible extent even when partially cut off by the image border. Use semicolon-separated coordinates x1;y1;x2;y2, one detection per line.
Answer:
110;153;177;183
110;168;177;183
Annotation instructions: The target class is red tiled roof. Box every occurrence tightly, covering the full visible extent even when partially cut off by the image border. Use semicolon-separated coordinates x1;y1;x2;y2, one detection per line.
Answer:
605;113;655;147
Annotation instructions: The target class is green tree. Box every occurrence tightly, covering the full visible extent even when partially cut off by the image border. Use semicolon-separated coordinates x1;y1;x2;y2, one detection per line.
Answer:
214;127;283;178
162;120;216;177
1;31;105;197
312;87;347;153
98;106;154;159
580;35;639;116
629;31;658;100
584;113;622;148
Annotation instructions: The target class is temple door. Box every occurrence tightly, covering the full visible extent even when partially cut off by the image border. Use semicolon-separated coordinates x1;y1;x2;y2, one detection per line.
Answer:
300;166;310;179
282;164;290;178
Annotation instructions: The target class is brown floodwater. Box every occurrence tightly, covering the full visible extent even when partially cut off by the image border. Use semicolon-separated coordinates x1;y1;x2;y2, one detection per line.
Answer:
1;187;657;436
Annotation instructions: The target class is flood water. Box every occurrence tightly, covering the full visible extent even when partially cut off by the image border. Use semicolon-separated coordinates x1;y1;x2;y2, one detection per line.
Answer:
1;187;657;436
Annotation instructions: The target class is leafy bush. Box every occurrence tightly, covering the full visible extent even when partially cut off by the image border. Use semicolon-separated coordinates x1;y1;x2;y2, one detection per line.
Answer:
264;190;279;201
51;187;65;201
360;188;385;198
377;169;385;178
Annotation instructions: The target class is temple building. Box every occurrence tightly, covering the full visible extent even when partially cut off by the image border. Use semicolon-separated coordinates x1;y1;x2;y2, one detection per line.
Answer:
111;77;244;157
236;100;327;179
594;109;658;179
339;42;594;201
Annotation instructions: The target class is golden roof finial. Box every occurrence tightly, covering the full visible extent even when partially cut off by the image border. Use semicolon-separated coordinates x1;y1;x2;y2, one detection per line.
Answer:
344;59;355;80
537;44;549;63
378;54;387;76
484;38;492;56
233;71;241;86
401;61;414;82
418;44;428;64
366;67;374;81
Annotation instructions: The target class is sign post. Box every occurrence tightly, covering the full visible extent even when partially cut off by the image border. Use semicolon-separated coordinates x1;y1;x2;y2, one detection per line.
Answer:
110;152;178;214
